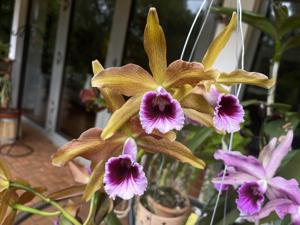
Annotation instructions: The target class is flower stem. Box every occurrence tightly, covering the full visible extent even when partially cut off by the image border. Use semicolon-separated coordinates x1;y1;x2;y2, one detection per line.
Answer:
10;181;81;225
83;193;99;225
12;204;60;217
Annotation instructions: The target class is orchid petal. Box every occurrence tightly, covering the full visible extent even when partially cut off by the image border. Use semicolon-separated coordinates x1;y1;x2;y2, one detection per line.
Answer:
0;159;10;192
214;150;266;179
202;12;237;68
144;8;167;84
258;137;277;168
183;108;214;128
203;86;221;106
123;138;137;159
102;95;142;139
244;198;293;222
181;93;214;114
92;64;158;97
212;171;258;186
269;176;300;205
265;130;293;178
68;161;90;185
92;60;125;112
163;60;215;88
217;70;275;89
52;128;125;166
137;136;205;169
83;160;105;201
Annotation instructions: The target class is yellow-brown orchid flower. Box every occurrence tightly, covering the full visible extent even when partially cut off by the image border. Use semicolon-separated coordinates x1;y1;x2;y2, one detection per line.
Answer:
52;120;205;201
92;8;216;140
179;12;275;133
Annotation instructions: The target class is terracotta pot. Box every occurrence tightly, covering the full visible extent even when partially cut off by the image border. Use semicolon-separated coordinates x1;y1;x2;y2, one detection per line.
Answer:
146;195;190;217
135;199;189;225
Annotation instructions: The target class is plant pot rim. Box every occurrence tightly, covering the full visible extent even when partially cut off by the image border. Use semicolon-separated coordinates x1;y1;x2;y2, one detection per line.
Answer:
0;108;21;118
137;198;189;220
146;193;190;218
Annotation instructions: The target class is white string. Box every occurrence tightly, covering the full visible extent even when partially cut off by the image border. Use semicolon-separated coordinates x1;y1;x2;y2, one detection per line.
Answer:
209;134;234;225
180;0;208;60
209;1;245;224
236;0;244;97
188;0;214;61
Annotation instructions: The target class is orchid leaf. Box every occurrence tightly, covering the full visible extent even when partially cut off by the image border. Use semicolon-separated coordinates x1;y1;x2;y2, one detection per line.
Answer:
83;160;105;201
279;16;300;37
101;95;142;139
48;185;85;200
278;149;300;183
137;136;206;169
202;12;237;68
212;7;277;41
282;35;300;53
92;60;125;112
183;108;214;128
52;128;125;166
163;60;212;88
105;211;122;225
144;7;167;84
92;64;158;97
217;70;275;89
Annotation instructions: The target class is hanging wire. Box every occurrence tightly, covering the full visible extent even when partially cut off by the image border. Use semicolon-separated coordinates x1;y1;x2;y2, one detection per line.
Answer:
188;0;214;61
180;0;208;60
236;0;245;97
209;1;245;223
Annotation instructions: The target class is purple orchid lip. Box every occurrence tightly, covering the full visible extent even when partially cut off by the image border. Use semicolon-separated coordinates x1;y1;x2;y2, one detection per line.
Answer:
204;86;244;133
213;94;245;133
103;138;147;200
236;181;267;216
139;87;185;134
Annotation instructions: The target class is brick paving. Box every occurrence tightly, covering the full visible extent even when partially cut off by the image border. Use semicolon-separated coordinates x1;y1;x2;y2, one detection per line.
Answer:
1;122;76;225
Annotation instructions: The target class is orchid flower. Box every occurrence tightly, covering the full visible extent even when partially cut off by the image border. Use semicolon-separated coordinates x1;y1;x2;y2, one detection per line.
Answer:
104;138;147;200
92;9;273;140
52;122;205;201
213;130;294;216
203;86;244;133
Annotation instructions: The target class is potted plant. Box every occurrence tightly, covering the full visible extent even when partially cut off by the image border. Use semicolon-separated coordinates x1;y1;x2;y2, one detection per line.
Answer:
0;40;20;145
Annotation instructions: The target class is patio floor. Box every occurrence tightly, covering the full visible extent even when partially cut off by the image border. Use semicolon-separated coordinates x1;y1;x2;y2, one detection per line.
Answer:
1;121;76;225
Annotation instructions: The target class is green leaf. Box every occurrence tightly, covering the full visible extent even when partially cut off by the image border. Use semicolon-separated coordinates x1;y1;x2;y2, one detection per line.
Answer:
279;16;300;37
105;212;122;225
212;7;278;41
187;127;214;151
264;120;286;138
282;35;300;53
278;150;300;182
